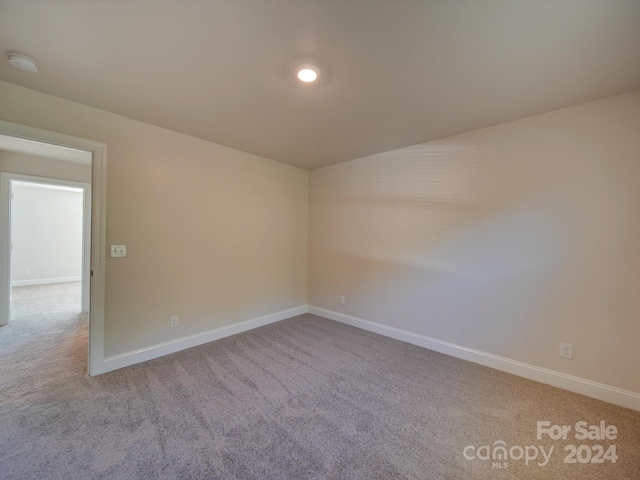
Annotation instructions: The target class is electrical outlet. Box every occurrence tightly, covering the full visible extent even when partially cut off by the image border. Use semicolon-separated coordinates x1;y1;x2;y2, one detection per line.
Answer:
560;343;573;359
110;245;127;258
339;295;345;305
170;316;179;328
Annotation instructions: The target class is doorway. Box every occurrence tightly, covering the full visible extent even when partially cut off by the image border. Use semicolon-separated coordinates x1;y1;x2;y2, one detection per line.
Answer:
4;175;91;321
0;121;106;376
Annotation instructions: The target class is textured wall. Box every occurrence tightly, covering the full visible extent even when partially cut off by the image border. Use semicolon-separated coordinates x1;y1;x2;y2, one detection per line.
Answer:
309;90;640;394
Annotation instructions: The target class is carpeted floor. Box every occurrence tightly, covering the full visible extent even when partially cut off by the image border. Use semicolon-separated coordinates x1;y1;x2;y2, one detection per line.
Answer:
10;281;81;319
0;289;639;479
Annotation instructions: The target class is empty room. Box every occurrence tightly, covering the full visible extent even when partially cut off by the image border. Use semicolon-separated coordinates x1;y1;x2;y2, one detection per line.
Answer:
0;1;638;479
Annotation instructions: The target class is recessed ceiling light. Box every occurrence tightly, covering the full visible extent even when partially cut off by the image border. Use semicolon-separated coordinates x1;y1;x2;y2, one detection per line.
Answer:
297;65;319;83
7;53;39;73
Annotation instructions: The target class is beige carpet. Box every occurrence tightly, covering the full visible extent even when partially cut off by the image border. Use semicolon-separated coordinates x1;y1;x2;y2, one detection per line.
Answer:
0;289;638;479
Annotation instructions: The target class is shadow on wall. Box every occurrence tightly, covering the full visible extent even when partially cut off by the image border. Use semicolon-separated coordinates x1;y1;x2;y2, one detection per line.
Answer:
309;119;640;392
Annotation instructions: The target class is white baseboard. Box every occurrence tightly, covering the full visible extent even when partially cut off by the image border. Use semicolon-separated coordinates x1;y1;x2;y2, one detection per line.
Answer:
12;276;81;287
96;305;307;375
307;305;640;412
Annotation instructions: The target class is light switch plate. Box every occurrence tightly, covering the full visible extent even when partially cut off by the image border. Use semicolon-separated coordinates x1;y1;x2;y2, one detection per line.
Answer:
110;245;127;258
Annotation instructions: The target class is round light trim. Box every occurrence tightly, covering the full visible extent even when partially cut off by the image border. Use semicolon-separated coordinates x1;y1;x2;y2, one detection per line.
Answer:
7;53;39;73
297;66;319;83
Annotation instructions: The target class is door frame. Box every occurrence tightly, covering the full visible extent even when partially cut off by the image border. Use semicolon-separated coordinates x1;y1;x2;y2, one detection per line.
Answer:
1;173;91;314
0;120;107;376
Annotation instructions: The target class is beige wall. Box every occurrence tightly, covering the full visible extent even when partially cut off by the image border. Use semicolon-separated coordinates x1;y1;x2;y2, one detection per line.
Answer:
0;150;92;183
309;90;640;394
0;80;308;357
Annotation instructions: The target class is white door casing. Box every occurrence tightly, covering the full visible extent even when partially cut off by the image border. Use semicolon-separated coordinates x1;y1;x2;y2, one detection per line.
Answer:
1;173;91;314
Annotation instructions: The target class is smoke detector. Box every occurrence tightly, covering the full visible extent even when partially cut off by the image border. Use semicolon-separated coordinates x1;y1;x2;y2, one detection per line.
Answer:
7;53;39;73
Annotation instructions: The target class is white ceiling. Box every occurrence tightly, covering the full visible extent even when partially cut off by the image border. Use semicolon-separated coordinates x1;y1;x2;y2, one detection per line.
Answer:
0;134;92;164
0;0;639;170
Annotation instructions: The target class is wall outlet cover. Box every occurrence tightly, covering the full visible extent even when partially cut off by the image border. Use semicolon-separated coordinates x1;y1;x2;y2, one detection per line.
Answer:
560;342;573;359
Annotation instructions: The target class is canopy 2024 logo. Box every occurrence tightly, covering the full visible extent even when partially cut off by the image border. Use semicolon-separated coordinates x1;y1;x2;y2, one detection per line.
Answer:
463;421;618;469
